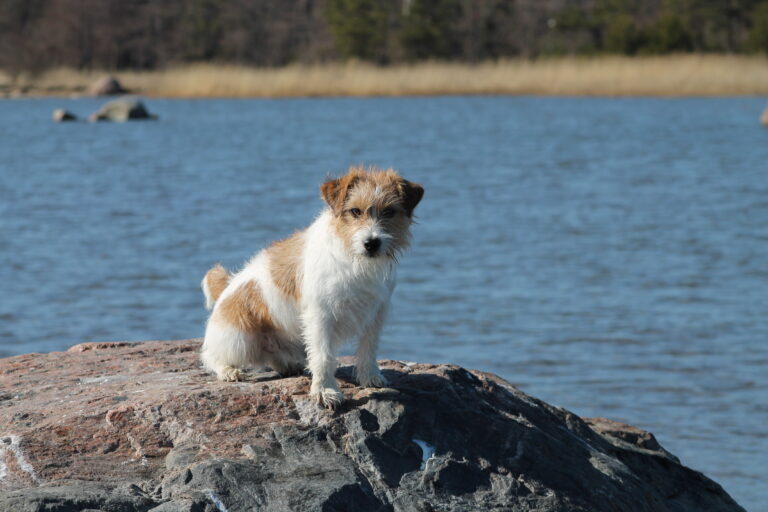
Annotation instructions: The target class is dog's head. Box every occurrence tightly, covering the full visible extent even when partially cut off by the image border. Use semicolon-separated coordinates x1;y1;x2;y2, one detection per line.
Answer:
321;166;424;259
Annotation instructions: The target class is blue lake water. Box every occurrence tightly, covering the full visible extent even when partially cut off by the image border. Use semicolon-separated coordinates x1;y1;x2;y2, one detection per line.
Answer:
1;96;766;509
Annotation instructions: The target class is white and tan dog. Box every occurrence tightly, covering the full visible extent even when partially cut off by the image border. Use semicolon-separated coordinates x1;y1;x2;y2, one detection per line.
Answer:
200;166;423;408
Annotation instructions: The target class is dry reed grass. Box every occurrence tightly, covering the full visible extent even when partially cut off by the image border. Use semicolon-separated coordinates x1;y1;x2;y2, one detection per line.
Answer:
3;55;768;97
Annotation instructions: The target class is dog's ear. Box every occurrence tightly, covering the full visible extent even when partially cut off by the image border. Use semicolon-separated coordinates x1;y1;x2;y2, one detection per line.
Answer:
321;173;360;214
400;179;424;217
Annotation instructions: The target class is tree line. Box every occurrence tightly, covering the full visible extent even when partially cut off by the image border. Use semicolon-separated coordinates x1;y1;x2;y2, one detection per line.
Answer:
2;0;767;75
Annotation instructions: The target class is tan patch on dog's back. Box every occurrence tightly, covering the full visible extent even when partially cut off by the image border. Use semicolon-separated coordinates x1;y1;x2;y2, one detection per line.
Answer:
267;231;305;301
204;264;231;304
216;281;275;334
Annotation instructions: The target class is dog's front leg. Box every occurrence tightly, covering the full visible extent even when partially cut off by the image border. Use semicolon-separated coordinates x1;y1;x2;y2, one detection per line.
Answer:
355;305;389;388
304;307;344;409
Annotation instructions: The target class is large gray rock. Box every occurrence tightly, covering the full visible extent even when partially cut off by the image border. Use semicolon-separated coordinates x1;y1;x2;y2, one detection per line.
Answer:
89;96;157;122
52;108;77;122
0;340;745;512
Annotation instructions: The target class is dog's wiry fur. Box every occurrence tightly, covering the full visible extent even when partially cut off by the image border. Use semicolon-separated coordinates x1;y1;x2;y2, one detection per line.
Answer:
200;166;424;408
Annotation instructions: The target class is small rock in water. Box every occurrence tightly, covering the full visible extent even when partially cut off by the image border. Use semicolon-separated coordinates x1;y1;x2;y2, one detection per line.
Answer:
761;107;768;126
88;75;127;96
88;96;157;122
9;87;27;98
52;109;77;122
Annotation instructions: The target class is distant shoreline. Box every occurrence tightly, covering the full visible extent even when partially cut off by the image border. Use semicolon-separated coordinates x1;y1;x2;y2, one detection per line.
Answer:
3;55;768;98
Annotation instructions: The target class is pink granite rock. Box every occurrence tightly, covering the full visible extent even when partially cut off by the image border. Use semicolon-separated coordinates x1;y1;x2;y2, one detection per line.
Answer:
0;340;745;512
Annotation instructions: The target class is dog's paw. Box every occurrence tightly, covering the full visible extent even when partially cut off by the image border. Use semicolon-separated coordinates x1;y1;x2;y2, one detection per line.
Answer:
311;387;344;409
217;366;243;382
358;370;389;388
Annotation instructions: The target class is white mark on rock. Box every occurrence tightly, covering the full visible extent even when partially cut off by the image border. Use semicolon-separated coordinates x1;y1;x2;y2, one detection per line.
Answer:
413;438;435;470
588;450;632;481
161;419;205;447
79;375;131;385
126;434;145;459
293;397;333;427
205;490;230;512
0;435;40;483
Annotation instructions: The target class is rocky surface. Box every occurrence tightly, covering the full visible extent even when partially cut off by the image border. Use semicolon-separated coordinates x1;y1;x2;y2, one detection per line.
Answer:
89;97;157;122
0;339;745;512
52;108;77;122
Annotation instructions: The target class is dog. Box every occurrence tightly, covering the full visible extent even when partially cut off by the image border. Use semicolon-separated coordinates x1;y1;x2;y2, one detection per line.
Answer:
200;166;423;408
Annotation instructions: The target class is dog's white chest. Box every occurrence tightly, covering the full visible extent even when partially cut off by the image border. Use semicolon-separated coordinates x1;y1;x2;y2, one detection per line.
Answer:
331;278;391;340
303;256;393;341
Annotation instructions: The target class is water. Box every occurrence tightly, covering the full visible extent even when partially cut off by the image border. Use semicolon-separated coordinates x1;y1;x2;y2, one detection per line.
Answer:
1;96;766;509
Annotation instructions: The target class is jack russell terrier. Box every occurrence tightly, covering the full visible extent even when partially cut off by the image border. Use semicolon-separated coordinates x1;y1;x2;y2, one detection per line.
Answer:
200;166;424;408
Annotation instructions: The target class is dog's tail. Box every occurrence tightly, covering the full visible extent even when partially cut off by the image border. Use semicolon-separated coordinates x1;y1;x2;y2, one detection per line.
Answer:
201;264;231;310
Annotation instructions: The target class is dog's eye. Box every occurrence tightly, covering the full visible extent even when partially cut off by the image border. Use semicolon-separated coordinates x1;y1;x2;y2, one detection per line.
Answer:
349;208;362;218
381;208;395;218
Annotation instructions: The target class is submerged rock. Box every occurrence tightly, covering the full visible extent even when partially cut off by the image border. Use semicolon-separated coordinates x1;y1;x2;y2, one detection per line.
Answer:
0;340;745;512
88;75;128;96
52;108;77;122
761;106;768;125
89;96;157;122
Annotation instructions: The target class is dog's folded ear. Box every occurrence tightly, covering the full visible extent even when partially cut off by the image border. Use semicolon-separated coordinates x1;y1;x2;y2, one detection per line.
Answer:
321;173;361;214
400;179;424;217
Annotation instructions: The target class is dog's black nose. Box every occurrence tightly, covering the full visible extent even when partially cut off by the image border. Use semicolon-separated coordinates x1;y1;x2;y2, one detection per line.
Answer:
364;237;382;255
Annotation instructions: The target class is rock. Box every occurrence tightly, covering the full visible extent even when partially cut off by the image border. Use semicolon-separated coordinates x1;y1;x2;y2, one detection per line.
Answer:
89;75;128;96
0;483;157;512
89;96;157;122
0;340;745;512
761;106;768;125
52;108;77;122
